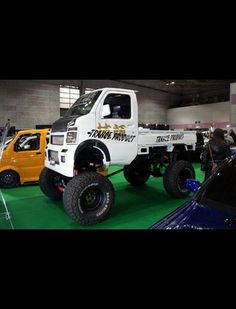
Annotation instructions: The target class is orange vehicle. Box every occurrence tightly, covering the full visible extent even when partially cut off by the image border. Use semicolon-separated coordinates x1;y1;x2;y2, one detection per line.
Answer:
0;129;49;188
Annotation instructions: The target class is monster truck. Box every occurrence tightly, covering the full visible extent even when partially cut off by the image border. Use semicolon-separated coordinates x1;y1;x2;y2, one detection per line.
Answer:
39;88;197;225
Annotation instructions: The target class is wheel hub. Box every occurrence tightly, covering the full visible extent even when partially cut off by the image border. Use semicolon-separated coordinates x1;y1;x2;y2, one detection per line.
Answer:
4;174;13;184
85;192;97;205
80;187;103;211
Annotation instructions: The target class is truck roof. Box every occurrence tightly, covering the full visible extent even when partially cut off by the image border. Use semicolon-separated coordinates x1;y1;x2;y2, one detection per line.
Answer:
91;87;137;94
16;128;49;135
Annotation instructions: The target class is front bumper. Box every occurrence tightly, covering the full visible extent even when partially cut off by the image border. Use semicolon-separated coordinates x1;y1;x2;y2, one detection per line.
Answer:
45;143;77;177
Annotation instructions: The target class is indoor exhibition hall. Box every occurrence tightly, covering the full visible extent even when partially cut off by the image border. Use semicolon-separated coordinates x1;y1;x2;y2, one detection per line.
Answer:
1;79;236;230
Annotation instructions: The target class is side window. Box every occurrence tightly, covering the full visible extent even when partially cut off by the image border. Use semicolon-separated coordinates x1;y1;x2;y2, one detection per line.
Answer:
14;134;40;152
103;94;131;119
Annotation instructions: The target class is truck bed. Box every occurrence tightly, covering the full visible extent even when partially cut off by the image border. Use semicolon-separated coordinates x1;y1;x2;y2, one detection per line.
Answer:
137;128;197;149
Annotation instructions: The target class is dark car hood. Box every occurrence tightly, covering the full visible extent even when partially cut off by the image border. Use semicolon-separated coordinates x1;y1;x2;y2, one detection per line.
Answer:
51;116;79;133
151;200;236;230
151;200;199;229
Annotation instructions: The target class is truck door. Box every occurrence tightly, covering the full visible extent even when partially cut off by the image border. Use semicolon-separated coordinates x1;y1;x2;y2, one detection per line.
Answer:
95;91;138;164
13;133;45;181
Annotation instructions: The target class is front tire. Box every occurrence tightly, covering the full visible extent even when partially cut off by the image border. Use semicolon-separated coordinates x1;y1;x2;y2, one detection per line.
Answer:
63;172;115;225
39;167;64;200
163;160;195;198
0;170;19;188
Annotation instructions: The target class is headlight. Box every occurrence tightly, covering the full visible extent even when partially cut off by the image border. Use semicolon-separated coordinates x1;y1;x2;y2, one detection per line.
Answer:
66;132;77;144
51;135;64;145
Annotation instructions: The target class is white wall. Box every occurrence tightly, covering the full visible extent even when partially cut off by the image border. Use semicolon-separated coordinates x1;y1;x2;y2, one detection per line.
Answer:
0;80;60;129
167;101;230;129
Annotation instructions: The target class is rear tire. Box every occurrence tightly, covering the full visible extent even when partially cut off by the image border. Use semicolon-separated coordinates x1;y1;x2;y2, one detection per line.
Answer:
63;172;115;225
39;167;63;200
163;160;195;198
0;170;19;188
124;158;150;186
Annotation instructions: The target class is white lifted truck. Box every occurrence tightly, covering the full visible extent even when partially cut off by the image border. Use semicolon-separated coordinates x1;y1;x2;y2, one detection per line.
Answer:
39;88;197;225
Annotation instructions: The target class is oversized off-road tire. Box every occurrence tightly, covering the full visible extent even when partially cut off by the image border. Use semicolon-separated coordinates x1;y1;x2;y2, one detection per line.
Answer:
0;170;19;188
163;160;195;198
63;172;115;225
124;159;150;186
39;167;63;201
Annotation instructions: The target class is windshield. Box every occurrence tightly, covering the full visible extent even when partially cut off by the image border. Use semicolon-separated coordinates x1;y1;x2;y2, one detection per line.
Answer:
198;157;236;213
65;90;102;117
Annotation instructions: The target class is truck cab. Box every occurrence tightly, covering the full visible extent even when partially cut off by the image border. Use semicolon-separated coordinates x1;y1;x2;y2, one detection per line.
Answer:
46;88;138;177
0;129;49;188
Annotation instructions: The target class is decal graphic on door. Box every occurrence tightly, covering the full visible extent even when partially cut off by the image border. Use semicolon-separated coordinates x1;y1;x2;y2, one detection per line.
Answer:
87;123;136;142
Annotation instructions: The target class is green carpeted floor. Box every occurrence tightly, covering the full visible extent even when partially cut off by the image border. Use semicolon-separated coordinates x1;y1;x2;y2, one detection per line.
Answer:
0;164;204;229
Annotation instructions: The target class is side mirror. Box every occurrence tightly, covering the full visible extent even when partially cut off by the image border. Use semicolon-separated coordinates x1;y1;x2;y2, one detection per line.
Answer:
184;179;201;193
101;105;111;118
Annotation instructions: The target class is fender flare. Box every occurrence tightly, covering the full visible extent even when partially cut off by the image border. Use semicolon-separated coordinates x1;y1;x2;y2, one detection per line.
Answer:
0;165;20;175
74;139;111;163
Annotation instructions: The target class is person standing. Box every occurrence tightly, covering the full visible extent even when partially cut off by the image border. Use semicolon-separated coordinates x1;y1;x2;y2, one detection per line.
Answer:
201;128;231;181
229;129;236;145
